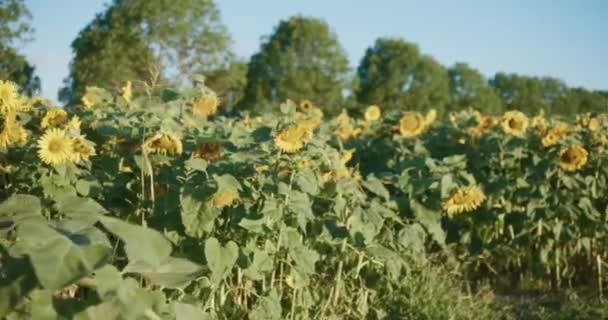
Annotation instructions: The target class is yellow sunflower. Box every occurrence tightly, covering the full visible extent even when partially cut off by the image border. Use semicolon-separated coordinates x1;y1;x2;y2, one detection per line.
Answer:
425;109;437;125
41;107;68;129
210;190;239;209
275;124;313;153
81;87;102;109
541;126;567;147
364;105;381;122
0;113;28;149
501;111;529;136
70;136;96;162
192;94;219;117
37;129;74;165
192;142;224;161
65;116;82;131
469;113;496;136
559;145;588;172
334;125;361;141
587;118;600;132
121;81;132;102
299;99;314;113
442;185;487;217
531;110;547;133
336;110;351;126
0;80;19;114
398;112;427;137
143;133;183;155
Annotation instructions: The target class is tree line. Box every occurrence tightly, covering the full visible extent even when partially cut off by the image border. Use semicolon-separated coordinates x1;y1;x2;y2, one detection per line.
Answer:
2;0;606;116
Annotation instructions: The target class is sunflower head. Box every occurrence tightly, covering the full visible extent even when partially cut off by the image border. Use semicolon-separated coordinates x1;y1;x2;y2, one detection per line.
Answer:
531;114;548;133
299;99;314;113
442;185;487;217
210;190;239;209
364;105;381;122
71;136;96;162
121;81;132;102
0;81;20;114
501;111;529;136
335;110;351;126
541;126;567;147
41;107;69;129
193;142;224;161
275;124;313;153
37;129;75;165
65;116;82;131
559;145;588;172
334;125;361;141
398;112;427;137
0;113;28;149
192;94;219;117
143;133;183;155
82;86;103;109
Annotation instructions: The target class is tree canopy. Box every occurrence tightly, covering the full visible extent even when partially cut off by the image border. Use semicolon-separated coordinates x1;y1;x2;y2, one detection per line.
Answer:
60;0;234;104
240;16;351;114
448;63;502;114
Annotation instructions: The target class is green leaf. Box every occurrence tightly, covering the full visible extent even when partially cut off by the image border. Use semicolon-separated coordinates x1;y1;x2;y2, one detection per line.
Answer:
214;174;241;191
410;200;445;246
99;216;172;267
0;248;38;317
0;194;41;221
17;221;110;290
54;195;108;217
184;158;208;172
249;289;282;320
173;302;209;320
180;195;220;238
296;168;319;195
348;207;384;244
397;223;426;253
123;257;203;288
204;237;239;286
243;249;273;280
362;175;390;201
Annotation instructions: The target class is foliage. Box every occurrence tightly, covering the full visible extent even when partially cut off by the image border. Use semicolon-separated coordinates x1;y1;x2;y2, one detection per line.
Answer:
240;16;351;114
448;63;502;114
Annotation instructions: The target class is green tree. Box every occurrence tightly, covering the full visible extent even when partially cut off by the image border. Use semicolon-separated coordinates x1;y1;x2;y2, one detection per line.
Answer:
0;0;40;95
60;0;233;104
355;38;450;113
205;60;248;113
447;63;502;114
240;16;351;114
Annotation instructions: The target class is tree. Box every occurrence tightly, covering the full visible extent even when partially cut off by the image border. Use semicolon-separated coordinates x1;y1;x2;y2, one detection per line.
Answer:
447;63;502;114
240;16;351;114
0;0;40;95
355;38;450;113
205;60;248;113
61;0;234;104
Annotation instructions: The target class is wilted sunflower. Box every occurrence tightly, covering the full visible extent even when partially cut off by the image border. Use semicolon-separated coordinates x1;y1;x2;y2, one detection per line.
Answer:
299;99;314;112
210;190;239;209
398;112;427;137
364;105;381;122
70;136;96;162
275;124;313;153
559;145;588;172
37;129;74;165
41;107;68;129
501;111;529;136
442;185;487;217
121;81;132;102
143;133;183;155
193;142;224;161
192;94;219;117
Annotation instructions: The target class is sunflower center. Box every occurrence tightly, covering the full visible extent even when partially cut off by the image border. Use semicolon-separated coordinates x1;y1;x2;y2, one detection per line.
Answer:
562;149;580;163
48;139;65;153
402;116;421;131
508;118;522;130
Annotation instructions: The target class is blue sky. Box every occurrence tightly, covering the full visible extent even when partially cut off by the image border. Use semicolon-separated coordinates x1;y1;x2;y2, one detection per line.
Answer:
22;0;608;101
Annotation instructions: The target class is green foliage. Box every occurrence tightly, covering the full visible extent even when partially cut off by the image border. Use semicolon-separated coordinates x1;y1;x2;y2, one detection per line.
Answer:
448;63;502;114
355;37;451;113
240;15;351;114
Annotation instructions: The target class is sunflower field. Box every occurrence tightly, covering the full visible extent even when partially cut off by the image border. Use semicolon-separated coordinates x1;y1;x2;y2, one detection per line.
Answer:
1;76;607;319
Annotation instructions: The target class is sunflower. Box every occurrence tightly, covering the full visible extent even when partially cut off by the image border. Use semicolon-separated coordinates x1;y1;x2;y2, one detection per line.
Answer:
469;113;496;136
399;112;427;137
41;107;68;129
192;94;219;117
299;99;314;113
121;81;132;102
364;105;381;122
193;142;224;161
334;126;361;141
143;133;183;155
275;124;313;153
501;111;529;136
425;109;437;125
210;190;239;209
70;136;96;162
531;110;547;133
559;145;588;172
587;118;600;132
336;110;351;126
541;126;566;147
0;113;28;149
442;185;487;217
0;80;19;114
81;87;102;109
37;129;74;165
65;116;82;131
340;149;355;166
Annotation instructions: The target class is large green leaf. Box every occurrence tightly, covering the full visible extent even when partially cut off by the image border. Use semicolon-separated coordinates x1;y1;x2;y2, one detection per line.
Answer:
204;237;239;286
123;257;203;288
0;194;41;222
410;200;445;246
99;216;172;267
180;195;220;238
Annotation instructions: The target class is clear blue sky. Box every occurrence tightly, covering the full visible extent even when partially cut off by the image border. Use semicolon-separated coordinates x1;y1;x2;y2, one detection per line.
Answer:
23;0;608;101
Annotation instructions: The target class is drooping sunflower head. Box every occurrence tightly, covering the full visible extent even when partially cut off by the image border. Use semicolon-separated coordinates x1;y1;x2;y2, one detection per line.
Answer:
143;133;183;155
210;190;239;209
442;185;487;217
192;93;219;117
275;124;313;153
364;105;381;122
70;136;96;162
559;145;588;172
193;142;224;161
41;107;69;129
299;99;314;113
121;81;132;102
501;111;529;136
37;129;75;165
398;112;427;137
